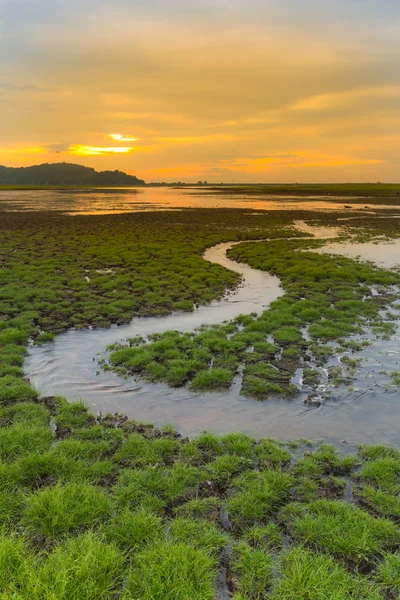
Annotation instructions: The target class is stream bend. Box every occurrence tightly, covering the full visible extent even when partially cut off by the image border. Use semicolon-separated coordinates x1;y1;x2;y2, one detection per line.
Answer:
24;229;400;445
24;239;283;422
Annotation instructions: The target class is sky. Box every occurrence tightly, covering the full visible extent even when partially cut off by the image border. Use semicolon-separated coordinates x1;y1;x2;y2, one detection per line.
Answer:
0;0;399;182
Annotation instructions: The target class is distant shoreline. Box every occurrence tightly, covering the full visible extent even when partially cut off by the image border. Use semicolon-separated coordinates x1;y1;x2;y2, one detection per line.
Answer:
2;182;400;203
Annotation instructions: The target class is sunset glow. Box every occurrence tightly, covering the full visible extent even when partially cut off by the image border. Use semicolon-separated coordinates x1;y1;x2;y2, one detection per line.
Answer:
109;134;139;142
1;0;399;181
69;145;135;156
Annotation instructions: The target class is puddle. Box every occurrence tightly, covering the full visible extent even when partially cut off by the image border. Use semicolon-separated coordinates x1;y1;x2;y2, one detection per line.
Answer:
314;241;400;269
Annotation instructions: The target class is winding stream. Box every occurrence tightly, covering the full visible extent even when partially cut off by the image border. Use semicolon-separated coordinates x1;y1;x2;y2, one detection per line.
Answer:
24;223;400;445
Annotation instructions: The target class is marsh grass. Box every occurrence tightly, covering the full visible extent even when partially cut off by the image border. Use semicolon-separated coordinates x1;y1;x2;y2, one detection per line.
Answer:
107;227;400;400
22;482;112;539
2;209;400;596
227;470;293;530
377;553;400;594
282;499;399;563
33;532;125;600
230;542;273;598
103;507;163;551
0;414;399;597
270;547;382;600
126;542;217;600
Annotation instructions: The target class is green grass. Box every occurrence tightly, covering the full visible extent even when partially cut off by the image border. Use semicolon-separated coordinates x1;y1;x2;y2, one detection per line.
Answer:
242;523;283;552
105;219;400;399
231;542;273;598
358;485;400;518
126;542;217;599
0;376;39;405
228;470;293;529
168;517;228;555
104;507;163;551
2;206;400;596
377;553;400;594
360;457;400;492
283;499;399;562
173;496;222;521
270;547;382;599
113;433;180;467
22;482;112;539
0;425;52;460
0;412;399;596
190;367;235;391
33;532;124;600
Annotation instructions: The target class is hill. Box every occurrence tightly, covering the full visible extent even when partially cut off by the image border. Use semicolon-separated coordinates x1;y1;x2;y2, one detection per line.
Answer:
0;163;145;186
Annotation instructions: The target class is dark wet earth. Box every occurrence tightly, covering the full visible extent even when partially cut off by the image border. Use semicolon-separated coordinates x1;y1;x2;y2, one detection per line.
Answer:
23;204;400;446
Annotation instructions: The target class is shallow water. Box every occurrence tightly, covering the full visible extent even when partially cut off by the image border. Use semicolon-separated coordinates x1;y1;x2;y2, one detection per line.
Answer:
315;241;400;269
1;186;399;214
25;221;400;445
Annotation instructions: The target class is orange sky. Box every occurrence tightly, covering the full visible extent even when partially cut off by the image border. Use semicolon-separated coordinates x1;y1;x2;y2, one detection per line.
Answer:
1;1;399;182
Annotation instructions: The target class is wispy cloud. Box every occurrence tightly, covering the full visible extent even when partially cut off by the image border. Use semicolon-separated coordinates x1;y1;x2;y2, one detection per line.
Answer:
69;145;136;156
108;134;139;142
1;0;399;180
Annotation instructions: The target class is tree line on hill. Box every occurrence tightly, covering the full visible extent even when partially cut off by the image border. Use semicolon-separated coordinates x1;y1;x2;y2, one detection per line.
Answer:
0;163;145;186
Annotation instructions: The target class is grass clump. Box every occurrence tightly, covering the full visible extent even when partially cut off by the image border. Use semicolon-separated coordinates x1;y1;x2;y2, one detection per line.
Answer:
22;482;112;539
0;533;33;594
228;470;292;529
242;523;283;551
376;553;400;594
205;454;250;486
104;507;163;551
168;517;228;555
113;433;180;467
231;542;273;598
0;376;38;405
173;497;222;521
190;367;234;391
357;485;400;519
222;432;255;458
54;401;95;432
0;425;52;461
283;499;399;562
255;439;291;468
302;368;321;387
114;463;206;513
360;456;400;492
270;547;382;600
126;542;217;600
295;444;357;478
33;532;124;600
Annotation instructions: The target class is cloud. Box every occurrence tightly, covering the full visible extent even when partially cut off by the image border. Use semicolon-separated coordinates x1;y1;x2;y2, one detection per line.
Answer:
46;143;72;153
289;85;400;112
69;145;136;156
108;134;139;142
214;153;385;173
1;0;399;180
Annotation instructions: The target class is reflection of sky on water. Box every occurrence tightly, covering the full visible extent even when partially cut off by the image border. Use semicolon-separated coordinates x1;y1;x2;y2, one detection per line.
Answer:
1;187;400;214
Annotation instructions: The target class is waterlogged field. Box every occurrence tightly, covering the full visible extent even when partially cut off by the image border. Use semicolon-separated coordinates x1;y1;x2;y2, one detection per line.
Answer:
1;194;400;597
106;236;400;401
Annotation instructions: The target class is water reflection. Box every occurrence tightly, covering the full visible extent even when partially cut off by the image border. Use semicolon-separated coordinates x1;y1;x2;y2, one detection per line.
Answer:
1;187;399;214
